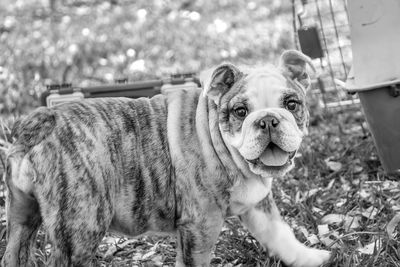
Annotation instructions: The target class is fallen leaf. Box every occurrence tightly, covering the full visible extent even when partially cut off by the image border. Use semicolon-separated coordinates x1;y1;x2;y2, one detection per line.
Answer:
151;255;164;266
387;213;400;239
359;189;370;199
326;179;335;190
352;165;363;174
298;226;319;245
357;239;382;255
382;181;399;191
295;191;301;203
142;250;156;260
317;225;340;248
280;189;292;205
45;244;52;254
307;234;320;246
341;183;351;192
117;238;139;249
104;245;117;259
361;206;378;219
298;226;309;238
322;214;344;224
321;213;360;229
301;188;321;202
343;216;361;230
102;236;121;244
221;226;230;232
325;159;342;172
335;199;346;208
312;206;324;215
392;204;400;211
359;173;369;181
317;224;329;236
132;253;142;261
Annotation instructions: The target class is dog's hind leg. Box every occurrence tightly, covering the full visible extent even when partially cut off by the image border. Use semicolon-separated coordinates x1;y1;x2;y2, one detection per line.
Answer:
42;218;107;267
41;201;111;267
2;181;42;267
36;173;113;267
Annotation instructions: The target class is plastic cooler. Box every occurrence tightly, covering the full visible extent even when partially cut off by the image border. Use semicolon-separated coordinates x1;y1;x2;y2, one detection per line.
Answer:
41;74;200;107
346;0;400;174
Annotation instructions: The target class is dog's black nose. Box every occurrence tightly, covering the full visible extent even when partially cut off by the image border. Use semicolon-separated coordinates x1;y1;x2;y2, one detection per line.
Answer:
271;118;279;127
258;116;280;129
259;119;267;129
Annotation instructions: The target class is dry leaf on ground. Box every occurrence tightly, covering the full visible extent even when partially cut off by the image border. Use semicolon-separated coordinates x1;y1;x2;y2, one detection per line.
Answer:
317;224;340;249
386;213;400;239
321;213;360;230
361;206;378;219
324;159;342;172
357;239;382;255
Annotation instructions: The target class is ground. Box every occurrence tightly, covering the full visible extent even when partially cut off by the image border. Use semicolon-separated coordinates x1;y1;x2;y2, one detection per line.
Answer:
0;104;399;266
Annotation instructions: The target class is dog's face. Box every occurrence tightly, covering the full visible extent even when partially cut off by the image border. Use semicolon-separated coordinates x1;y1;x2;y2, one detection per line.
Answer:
202;50;314;177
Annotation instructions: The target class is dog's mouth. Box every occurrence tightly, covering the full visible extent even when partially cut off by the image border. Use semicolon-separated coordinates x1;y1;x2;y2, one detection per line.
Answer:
246;143;296;168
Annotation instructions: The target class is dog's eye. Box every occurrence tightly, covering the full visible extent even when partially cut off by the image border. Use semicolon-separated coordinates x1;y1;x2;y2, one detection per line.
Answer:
286;100;298;111
234;106;248;118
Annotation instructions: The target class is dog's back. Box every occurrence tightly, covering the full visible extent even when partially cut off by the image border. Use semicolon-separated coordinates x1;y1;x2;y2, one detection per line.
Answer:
3;96;176;266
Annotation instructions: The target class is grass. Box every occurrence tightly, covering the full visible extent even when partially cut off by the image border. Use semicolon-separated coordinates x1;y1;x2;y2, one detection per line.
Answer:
273;108;400;267
1;105;399;266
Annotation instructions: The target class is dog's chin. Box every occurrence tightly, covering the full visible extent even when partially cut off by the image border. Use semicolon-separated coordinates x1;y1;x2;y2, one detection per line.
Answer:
245;143;296;177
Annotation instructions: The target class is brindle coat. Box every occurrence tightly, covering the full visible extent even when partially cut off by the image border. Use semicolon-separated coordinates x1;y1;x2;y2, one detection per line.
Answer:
2;50;331;267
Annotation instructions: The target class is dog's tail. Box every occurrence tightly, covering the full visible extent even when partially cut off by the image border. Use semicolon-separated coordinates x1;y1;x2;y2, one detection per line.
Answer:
11;107;56;150
0;107;56;173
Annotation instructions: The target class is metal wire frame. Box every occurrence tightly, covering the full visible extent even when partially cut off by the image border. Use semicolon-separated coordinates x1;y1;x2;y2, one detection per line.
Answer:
293;0;359;110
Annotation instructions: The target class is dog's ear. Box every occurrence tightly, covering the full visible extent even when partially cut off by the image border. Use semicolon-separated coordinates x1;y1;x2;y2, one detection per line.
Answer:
201;63;242;104
279;50;315;90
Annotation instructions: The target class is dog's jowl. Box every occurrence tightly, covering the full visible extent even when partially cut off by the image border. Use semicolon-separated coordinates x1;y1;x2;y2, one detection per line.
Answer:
2;50;331;267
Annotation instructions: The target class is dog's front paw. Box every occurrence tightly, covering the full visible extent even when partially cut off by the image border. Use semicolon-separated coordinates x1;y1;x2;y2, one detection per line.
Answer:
289;247;331;267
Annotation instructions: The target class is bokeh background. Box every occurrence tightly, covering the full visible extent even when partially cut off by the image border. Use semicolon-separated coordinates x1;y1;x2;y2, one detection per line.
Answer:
0;0;296;116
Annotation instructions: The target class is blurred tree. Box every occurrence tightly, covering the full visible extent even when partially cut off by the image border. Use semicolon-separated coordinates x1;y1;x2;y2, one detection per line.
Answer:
0;0;293;115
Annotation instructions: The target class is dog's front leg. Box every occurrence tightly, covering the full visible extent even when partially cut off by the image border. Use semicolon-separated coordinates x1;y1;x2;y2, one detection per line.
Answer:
175;213;224;267
239;193;331;267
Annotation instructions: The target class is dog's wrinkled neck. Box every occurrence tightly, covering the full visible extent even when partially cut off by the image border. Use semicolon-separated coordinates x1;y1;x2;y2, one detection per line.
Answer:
194;95;240;185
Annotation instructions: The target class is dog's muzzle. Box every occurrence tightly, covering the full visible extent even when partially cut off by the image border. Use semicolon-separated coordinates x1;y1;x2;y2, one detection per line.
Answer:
235;108;303;175
243;113;299;168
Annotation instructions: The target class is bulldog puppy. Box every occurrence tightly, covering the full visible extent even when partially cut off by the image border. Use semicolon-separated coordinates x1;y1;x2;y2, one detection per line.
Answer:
2;50;330;267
